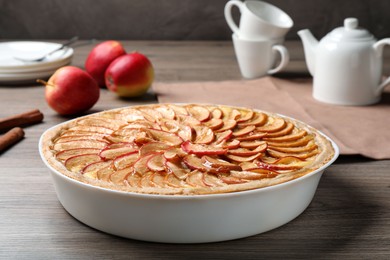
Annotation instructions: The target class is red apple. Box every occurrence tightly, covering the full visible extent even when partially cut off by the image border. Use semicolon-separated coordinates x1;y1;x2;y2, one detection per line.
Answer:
39;66;100;115
85;40;126;87
105;52;154;97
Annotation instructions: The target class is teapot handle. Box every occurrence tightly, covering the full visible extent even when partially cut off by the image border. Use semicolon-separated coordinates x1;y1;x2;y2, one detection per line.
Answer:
374;38;390;94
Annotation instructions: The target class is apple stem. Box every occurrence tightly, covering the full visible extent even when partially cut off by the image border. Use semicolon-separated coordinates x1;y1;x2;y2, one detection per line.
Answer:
36;79;56;88
36;79;48;86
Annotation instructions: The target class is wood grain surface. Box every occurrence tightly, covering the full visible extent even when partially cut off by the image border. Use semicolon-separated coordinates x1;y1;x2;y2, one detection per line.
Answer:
0;41;389;259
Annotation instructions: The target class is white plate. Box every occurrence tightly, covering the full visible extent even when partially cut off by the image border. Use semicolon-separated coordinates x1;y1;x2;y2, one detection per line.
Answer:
0;41;74;71
0;61;71;84
0;58;71;76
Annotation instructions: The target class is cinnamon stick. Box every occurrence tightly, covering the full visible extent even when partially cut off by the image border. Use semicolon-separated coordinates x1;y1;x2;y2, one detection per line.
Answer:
0;127;25;153
0;109;44;132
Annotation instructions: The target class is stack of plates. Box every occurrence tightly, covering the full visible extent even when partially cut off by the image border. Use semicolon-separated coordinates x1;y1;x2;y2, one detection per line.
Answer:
0;41;73;84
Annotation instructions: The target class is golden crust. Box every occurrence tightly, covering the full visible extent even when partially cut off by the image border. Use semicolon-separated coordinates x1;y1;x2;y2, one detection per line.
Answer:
40;104;335;195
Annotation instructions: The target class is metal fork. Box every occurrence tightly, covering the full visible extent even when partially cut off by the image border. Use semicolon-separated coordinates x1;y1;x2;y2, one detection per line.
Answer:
13;36;79;62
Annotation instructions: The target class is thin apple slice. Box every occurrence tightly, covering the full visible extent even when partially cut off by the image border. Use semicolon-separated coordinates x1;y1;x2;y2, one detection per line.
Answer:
266;135;311;148
228;143;267;156
123;120;158;130
262;122;294;138
96;165;115;182
54;133;107;143
176;114;201;128
151;172;166;188
146;128;183;146
236;132;267;141
53;139;108;151
77;117;127;130
267;148;319;159
232;125;256;137
113;151;139;170
177;125;193;142
225;152;263;162
134;135;155;145
181;141;227;156
268;140;317;153
163;147;187;162
164;173;187;188
215;119;237;132
210;107;223;119
60;130;107;138
255;156;308;171
270;156;307;165
187;105;211;122
182;154;208;172
264;129;307;142
203;118;223;130
116;108;144;121
168;104;189;116
159;118;180;133
138;108;161;122
230;170;277;180
202;173;226;187
218;139;241;149
133;153;156;175
219;106;233;119
99;143;138;160
230;109;242;120
65;154;102;173
67;125;114;135
214;130;233;144
109;167;133;186
147;153;166;172
111;127;144;138
237;113;267;127
126;172;142;187
105;129;147;143
239;161;259;171
165;160;190;179
193;126;214;144
256;117;286;133
55;148;100;161
236;110;254;123
219;174;248;184
139;172;158;187
240;140;267;149
82;160;113;179
139;141;172;156
201;156;242;173
155;106;176;119
186;170;208;187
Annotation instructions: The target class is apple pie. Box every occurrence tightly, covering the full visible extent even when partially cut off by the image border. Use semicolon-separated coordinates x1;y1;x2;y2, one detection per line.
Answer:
41;104;335;195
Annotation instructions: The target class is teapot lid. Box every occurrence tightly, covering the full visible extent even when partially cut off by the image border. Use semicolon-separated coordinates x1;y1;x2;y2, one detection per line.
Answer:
328;18;374;41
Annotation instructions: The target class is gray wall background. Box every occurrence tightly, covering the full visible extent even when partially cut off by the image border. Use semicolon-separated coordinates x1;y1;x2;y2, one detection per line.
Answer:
1;0;390;41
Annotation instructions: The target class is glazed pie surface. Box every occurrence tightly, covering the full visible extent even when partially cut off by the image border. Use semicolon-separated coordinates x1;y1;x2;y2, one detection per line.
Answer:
41;104;335;195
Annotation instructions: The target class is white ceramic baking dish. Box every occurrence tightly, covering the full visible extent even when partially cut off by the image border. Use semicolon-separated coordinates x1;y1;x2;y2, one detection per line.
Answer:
39;123;338;243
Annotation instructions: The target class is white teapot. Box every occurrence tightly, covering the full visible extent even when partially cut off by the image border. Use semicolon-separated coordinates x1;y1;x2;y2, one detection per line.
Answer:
298;18;390;105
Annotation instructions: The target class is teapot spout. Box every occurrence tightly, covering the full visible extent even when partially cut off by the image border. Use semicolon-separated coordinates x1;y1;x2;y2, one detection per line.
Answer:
297;29;318;76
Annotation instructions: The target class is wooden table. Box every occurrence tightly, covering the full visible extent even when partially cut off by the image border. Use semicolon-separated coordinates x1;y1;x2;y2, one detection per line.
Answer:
0;41;389;259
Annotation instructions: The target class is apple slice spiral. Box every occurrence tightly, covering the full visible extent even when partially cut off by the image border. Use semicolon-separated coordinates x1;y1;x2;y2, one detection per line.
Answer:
47;104;334;195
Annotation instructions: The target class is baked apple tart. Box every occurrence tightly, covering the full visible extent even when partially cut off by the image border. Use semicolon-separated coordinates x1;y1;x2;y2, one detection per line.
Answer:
41;104;335;195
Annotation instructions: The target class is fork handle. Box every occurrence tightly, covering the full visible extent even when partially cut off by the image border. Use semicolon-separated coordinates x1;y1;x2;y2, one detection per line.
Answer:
47;36;79;55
